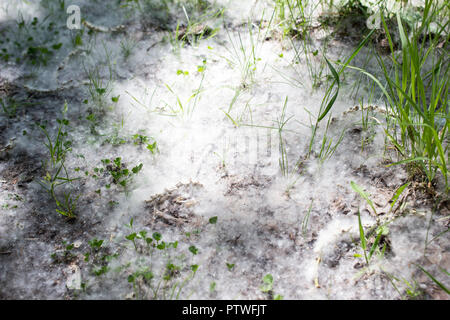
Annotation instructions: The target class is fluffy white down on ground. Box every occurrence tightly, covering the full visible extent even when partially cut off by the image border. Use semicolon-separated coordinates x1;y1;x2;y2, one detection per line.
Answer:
0;0;448;300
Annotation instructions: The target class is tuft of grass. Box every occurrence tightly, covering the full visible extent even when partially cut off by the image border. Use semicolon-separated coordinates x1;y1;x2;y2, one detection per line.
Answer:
301;199;313;237
221;10;275;89
37;102;80;218
279;0;332;89
277;97;294;177
343;1;448;190
355;209;388;266
169;6;222;53
120;38;137;60
163;62;206;119
417;265;450;295
305;28;375;162
121;219;200;300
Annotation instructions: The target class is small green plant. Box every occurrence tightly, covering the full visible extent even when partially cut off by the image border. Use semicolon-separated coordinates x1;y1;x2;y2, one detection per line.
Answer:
260;274;273;293
121;220;200;299
350;181;391;265
316;115;345;165
132;133;159;154
163;60;206;118
209;216;218;224
100;157;143;193
37;103;80;218
0;15;64;66
83;238;118;280
417;265;449;296
0;97;34;118
354;209;389;266
307;29;375;161
169;7;222;53
350;181;377;215
72;29;84;47
389;182;410;214
222;13;273;89
120;38;137;60
383;270;424;300
277;97;293;177
301;199;313;237
86;66;113;111
52;237;116;284
273;0;337;89
260;273;283;300
188;245;198;255
51;241;77;264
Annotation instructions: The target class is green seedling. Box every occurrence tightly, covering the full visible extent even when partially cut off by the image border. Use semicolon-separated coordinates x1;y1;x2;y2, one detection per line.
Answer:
209;216;218;224
37;104;80;218
132;133;158;154
85;61;113;111
350;181;377;215
163;67;206;118
72;29;83;47
126;232;138;251
189;245;198;255
169;7;222;53
120;38;137;60
89;238;104;250
0;14;64;66
146;141;158;154
355;209;389;266
0;97;34;118
417;265;449;295
277;97;294;177
100;157;143;193
301;199;313;237
260;273;283;300
54;191;79;218
317;115;346;165
177;69;189;76
282;0;334;89
260;274;273;293
222;14;272;88
383;270;424;299
389;182;410;213
51;241;77;264
307;28;375;158
120;223;200;299
83;238;117;280
132;134;149;145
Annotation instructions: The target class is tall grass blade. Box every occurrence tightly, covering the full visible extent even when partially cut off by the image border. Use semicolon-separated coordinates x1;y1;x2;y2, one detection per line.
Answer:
417;265;450;295
351;181;377;215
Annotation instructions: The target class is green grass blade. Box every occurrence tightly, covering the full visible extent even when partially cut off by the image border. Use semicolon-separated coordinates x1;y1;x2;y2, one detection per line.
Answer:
351;181;377;215
222;110;239;127
389;182;410;212
318;57;339;122
357;210;368;264
417;265;450;295
368;230;382;261
317;29;375;123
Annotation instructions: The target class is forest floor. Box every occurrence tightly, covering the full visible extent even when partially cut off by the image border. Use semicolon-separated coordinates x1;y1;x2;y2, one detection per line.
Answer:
0;0;448;299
